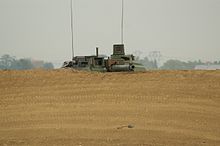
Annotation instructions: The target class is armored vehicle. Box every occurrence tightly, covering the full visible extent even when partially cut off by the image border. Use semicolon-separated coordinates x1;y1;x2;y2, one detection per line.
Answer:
62;44;145;72
63;0;145;72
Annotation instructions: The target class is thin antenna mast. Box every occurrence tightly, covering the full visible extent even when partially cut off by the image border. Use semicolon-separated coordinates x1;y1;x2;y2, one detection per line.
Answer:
121;0;124;44
70;0;74;60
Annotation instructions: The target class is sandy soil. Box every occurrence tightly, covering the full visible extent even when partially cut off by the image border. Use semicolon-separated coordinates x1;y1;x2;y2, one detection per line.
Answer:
0;69;220;146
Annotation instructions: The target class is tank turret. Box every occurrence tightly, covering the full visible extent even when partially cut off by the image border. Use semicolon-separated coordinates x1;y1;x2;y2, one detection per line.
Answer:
104;44;135;72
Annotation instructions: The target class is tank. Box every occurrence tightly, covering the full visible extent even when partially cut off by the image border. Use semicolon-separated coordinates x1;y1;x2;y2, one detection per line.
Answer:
62;44;145;72
63;1;146;72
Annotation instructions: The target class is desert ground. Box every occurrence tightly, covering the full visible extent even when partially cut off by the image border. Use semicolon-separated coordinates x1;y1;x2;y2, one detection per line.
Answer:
0;69;219;146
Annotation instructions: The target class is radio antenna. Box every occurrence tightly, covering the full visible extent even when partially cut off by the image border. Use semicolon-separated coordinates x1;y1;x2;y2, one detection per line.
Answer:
70;0;74;60
121;0;124;44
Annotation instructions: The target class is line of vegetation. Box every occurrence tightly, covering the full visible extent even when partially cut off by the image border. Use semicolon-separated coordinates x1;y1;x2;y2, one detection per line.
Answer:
0;54;54;70
136;57;220;70
1;54;219;70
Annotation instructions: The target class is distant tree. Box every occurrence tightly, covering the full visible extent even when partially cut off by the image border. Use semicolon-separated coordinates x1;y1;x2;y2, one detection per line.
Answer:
137;57;158;70
43;62;54;69
153;60;158;69
0;54;55;70
198;60;203;64
214;61;218;64
160;60;189;70
0;54;16;69
0;54;46;70
160;59;205;70
186;61;198;69
15;59;34;70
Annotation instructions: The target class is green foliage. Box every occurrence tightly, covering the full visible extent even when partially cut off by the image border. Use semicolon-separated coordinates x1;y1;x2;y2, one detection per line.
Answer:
135;54;220;70
0;54;54;70
14;59;34;70
0;54;16;69
160;60;205;70
43;62;54;69
136;57;158;70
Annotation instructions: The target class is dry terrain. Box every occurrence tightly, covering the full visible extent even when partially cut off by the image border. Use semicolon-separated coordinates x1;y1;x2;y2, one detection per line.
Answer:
0;69;220;146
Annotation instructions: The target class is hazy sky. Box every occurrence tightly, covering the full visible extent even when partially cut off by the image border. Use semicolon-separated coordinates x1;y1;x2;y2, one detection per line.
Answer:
0;0;220;64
